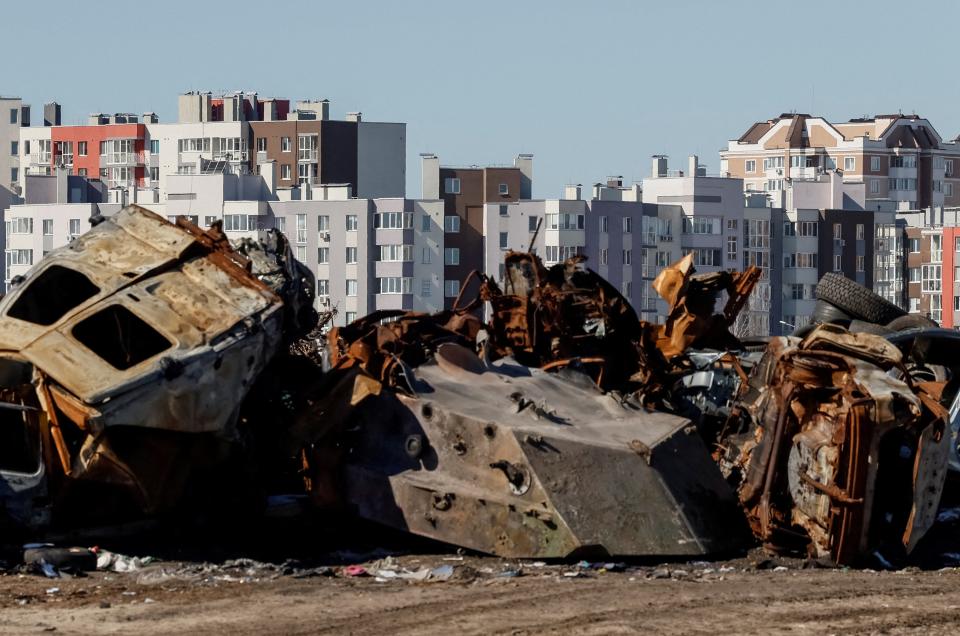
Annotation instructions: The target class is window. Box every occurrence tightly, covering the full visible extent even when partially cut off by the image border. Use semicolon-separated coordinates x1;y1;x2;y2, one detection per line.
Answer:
766;179;783;191
843;157;855;171
317;247;329;263
947;160;954;177
855;224;864;241
10;168;17;183
203;216;217;227
870;156;880;172
834;254;842;271
149;167;159;182
693;248;722;267
7;265;99;326
72;305;172;370
281;165;291;180
947;183;955;197
317;280;329;296
9;108;17;124
77;141;87;157
345;247;357;264
934;180;943;193
318;215;329;231
745;160;756;173
545;213;584;230
422;215;431;232
528;215;539;232
257;137;267;152
931;235;943;262
421;279;431;297
499;183;509;196
281;137;291;152
622;217;632;233
444;280;460;297
890;155;917;168
24;140;29;155
763;156;784;170
825;156;837;170
544;246;583;262
379;245;413;262
833;223;842;240
955;236;960;252
42;219;53;236
422;247;432;264
444;247;460;265
727;235;737;261
346;215;358;231
5;249;33;267
922;265;942;292
499;232;508;250
378;277;412;294
622;249;632;265
295;245;306;262
444;177;461;194
78;168;87;177
150;140;159;154
275;217;286;233
374;211;413;229
223;215;250;232
600;216;608;233
909;267;921;282
444;216;460;233
682;217;721;235
910;298;921;313
10;141;17;156
10;218;32;234
870;179;880;194
593;248;606;265
345;280;359;297
909;237;920;253
727;219;738;230
295;214;307;244
621;281;632;300
856;255;865;272
298;134;318;163
784;253;818;268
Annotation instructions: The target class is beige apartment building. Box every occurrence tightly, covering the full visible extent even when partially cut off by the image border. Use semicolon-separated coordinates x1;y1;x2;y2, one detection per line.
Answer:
721;113;960;210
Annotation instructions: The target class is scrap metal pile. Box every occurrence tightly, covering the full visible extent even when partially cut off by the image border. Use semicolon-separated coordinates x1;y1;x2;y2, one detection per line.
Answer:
0;206;957;567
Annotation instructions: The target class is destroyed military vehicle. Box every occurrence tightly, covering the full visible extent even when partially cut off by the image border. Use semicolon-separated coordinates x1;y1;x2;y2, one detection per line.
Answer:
0;205;957;568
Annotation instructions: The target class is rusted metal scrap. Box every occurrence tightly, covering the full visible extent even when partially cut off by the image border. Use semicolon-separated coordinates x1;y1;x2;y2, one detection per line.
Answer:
0;205;314;530
719;324;949;564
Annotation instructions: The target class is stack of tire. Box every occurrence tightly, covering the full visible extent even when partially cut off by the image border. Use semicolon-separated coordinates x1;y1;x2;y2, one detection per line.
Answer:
798;273;938;337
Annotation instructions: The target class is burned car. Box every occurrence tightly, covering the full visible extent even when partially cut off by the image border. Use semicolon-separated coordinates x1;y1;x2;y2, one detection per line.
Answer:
0;206;954;567
0;205;314;530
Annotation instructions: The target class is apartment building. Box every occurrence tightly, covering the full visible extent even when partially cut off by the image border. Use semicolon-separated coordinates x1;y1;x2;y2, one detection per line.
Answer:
420;153;533;308
721;113;960;210
0;97;32;203
3;166;443;324
16;92;405;205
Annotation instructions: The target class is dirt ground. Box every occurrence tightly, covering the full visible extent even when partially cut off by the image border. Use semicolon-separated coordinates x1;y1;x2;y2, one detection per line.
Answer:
3;552;960;635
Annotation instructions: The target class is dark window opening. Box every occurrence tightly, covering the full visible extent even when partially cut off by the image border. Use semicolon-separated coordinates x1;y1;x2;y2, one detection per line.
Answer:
0;404;40;473
72;305;173;370
8;266;100;326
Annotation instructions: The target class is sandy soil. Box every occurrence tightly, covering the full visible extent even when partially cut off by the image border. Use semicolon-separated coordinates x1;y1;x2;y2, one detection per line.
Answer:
2;553;960;636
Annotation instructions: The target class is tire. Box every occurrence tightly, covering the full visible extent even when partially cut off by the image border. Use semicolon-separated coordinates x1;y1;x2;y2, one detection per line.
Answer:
811;300;852;326
886;314;939;331
815;273;906;325
848;320;893;336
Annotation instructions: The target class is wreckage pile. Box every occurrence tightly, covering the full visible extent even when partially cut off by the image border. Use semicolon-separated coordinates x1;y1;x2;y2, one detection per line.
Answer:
0;205;957;568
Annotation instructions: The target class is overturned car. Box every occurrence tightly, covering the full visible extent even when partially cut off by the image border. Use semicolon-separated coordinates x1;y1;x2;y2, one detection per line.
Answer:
0;205;956;567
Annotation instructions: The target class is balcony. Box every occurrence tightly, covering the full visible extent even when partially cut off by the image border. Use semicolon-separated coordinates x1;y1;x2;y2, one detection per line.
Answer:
298;150;318;163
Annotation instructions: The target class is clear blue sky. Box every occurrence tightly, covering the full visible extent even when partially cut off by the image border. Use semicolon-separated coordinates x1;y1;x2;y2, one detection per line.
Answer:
5;0;959;198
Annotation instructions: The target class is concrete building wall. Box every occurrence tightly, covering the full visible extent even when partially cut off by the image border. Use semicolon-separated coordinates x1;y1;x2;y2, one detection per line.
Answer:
357;122;405;198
